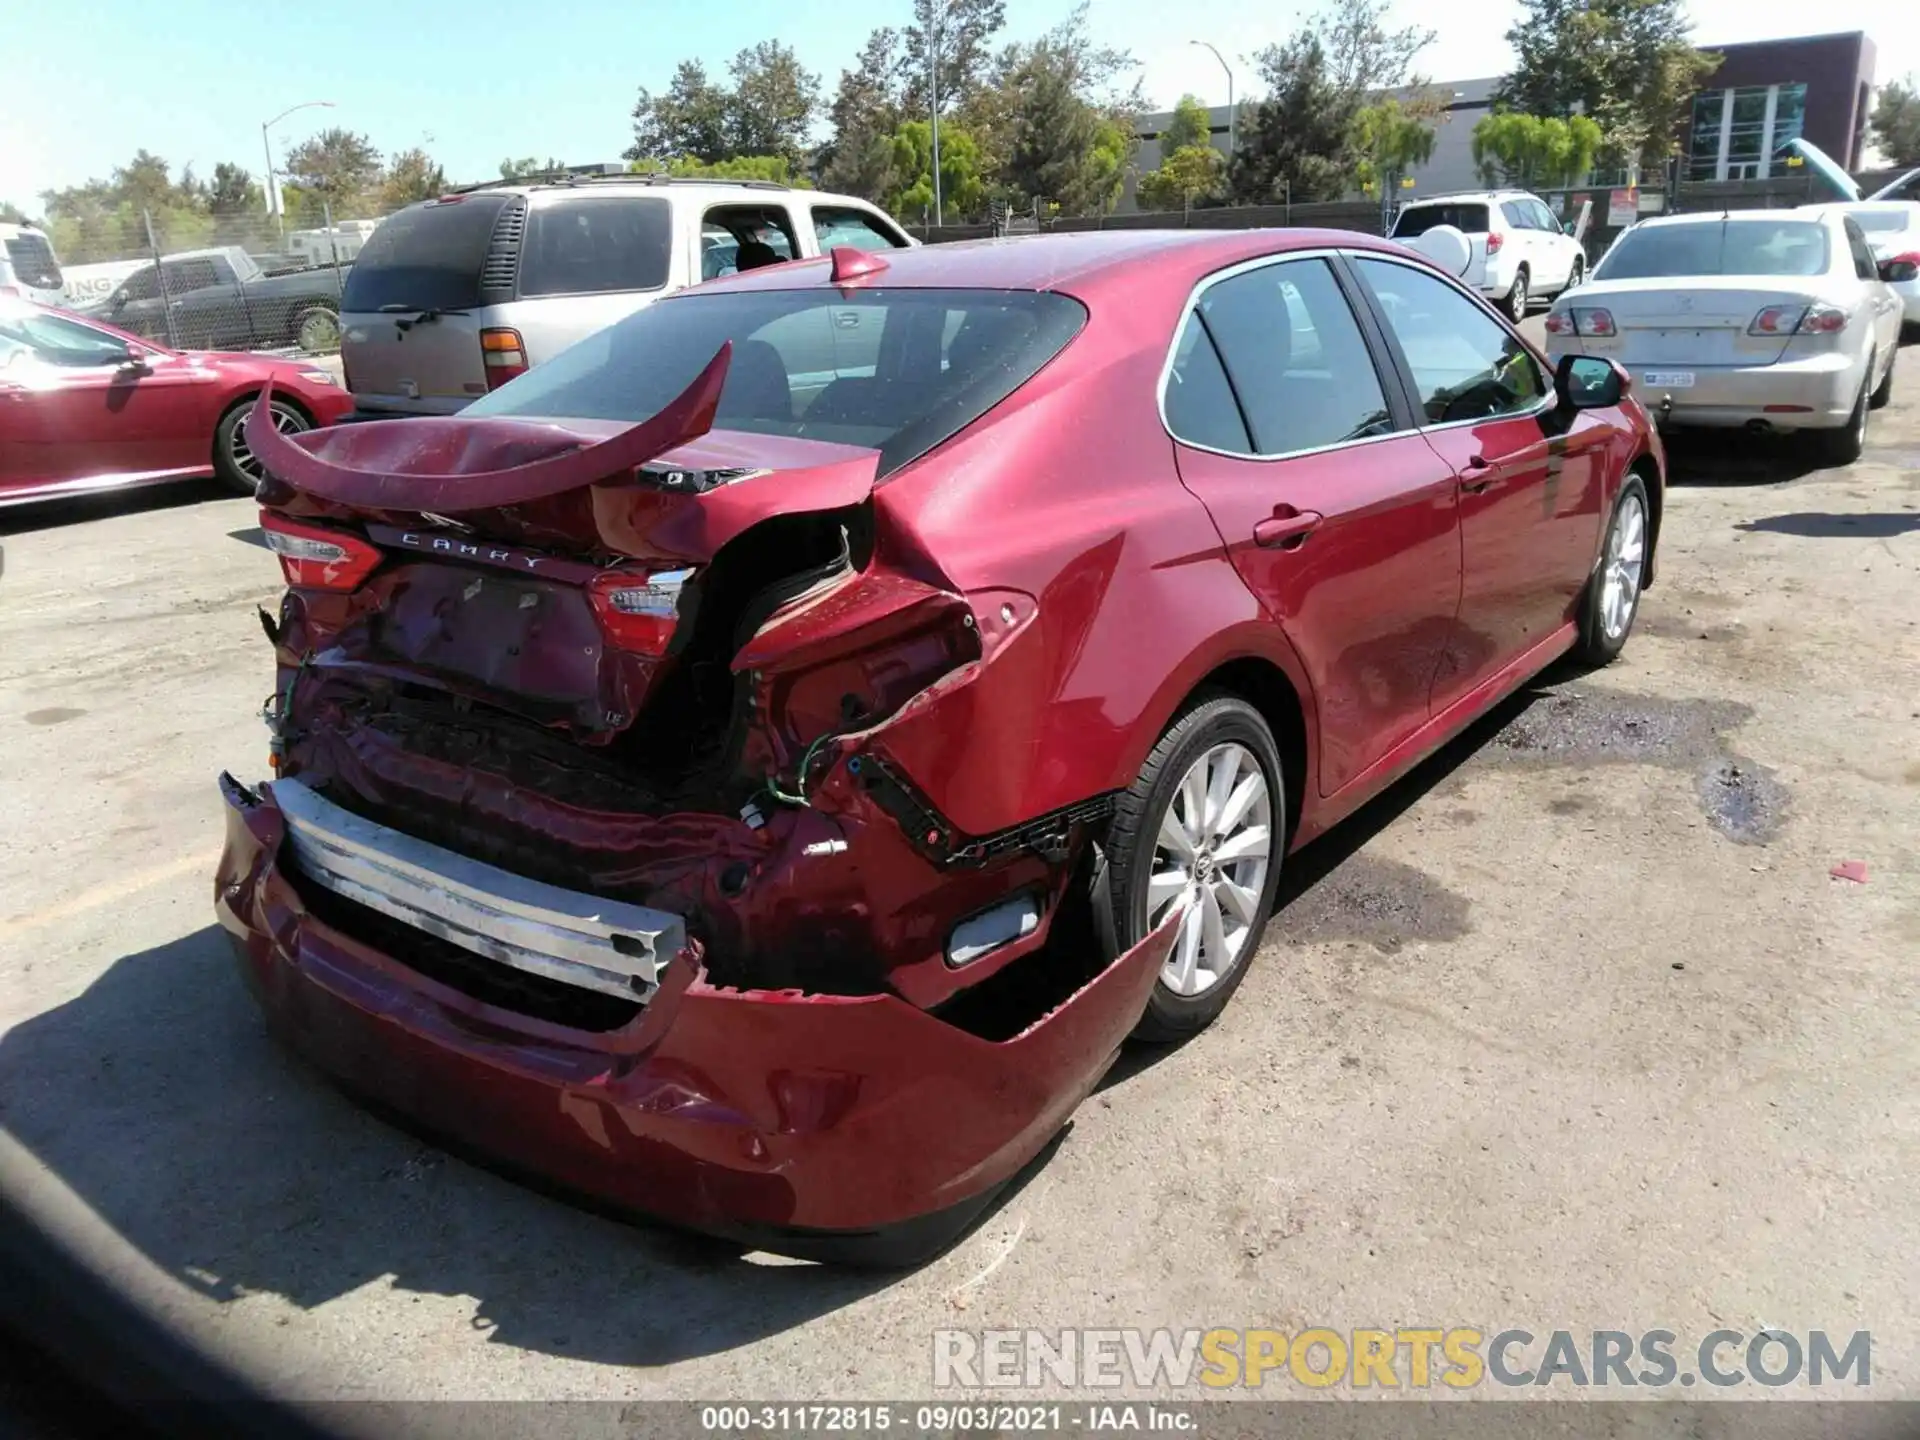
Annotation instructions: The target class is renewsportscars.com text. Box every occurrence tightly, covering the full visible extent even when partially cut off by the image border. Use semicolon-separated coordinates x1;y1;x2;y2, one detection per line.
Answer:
932;1328;1871;1391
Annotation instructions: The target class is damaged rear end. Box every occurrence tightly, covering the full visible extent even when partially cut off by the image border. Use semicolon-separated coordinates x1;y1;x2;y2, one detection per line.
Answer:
215;282;1169;1259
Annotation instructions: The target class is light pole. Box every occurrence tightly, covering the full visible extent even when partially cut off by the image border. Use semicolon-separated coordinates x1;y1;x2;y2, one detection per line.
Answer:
928;0;945;227
262;100;335;233
1189;40;1235;164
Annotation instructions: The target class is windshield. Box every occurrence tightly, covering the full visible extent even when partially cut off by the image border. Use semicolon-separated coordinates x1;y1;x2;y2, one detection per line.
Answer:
341;194;513;312
1596;219;1830;280
3;233;63;291
464;285;1087;474
1393;203;1490;237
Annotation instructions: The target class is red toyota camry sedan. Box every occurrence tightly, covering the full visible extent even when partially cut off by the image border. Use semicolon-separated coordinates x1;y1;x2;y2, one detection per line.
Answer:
215;230;1663;1263
0;298;351;508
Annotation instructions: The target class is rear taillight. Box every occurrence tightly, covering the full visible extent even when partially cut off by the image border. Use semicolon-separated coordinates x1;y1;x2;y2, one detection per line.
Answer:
1544;311;1573;335
260;510;382;592
480;327;527;389
588;566;695;655
1485;232;1504;255
1570;307;1615;337
1748;302;1846;336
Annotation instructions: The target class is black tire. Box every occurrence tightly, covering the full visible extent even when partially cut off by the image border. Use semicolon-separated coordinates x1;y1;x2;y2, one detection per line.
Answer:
1574;474;1650;666
1564;256;1584;294
1869;346;1895;410
1507;266;1530;321
213;396;310;496
1095;692;1285;1043
1815;371;1870;466
294;305;340;354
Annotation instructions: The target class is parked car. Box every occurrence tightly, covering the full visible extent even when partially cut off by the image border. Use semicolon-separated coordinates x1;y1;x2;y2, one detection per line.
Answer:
0;222;65;307
220;229;1663;1263
1798;203;1920;333
338;175;914;420
0;298;351;506
1390;189;1588;321
84;245;348;354
1543;209;1904;464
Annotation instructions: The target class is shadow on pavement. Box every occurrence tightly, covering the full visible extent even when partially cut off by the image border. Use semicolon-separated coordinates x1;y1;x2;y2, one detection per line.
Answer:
1659;430;1827;488
0;926;899;1367
0;479;235;537
1735;511;1920;539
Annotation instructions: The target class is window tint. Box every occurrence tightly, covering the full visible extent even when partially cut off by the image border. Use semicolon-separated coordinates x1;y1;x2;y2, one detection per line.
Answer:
120;267;158;303
2;234;62;289
463;287;1086;475
1842;220;1877;281
342;193;514;311
1354;257;1546;425
1594;219;1829;279
1393;203;1490;237
1501;201;1533;230
813;206;906;252
519;195;673;297
0;309;131;367
1192;258;1395;456
1164;313;1250;453
1529;200;1560;232
166;259;219;293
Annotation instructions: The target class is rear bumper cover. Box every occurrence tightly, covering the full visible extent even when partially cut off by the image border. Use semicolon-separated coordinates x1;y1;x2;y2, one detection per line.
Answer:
1554;346;1866;429
213;776;1168;1261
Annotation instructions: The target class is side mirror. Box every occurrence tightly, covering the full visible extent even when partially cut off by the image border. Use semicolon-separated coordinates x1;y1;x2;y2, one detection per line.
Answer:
109;291;128;311
115;343;152;372
1879;257;1918;284
1556;353;1628;410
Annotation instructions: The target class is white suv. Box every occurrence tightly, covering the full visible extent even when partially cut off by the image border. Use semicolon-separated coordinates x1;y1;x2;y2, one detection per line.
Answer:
1390;190;1587;320
340;176;916;419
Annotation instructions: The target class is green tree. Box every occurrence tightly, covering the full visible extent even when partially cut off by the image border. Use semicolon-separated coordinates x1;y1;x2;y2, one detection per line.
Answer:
625;60;733;164
207;162;261;216
40;152;214;261
1496;0;1719;174
1231;33;1356;203
377;148;448;211
725;41;822;168
1471;111;1603;188
651;155;813;187
1352;97;1436;201
1871;78;1920;167
0;201;33;225
500;155;568;180
898;0;1008;116
1137;144;1227;212
282;128;384;220
998;5;1139;213
820;28;906;200
883;119;986;219
1159;94;1214;156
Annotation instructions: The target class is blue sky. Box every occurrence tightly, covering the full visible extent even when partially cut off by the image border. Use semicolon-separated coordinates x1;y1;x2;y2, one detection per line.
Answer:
3;0;1914;214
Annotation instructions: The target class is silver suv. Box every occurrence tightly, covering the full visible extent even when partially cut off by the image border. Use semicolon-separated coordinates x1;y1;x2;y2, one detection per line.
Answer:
339;176;914;418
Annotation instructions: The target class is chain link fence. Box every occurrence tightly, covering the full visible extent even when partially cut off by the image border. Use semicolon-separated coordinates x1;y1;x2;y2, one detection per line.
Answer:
48;201;379;357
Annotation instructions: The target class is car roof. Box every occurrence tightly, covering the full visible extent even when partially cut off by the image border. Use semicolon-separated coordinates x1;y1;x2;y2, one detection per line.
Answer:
447;178;881;209
1626;209;1838;230
694;227;1432;302
1797;200;1920;217
1403;191;1533;204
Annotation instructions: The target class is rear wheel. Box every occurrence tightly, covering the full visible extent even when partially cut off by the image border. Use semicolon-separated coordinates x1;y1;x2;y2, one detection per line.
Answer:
214;397;309;495
295;305;340;354
1096;694;1285;1043
1869;347;1895;411
1574;475;1649;666
1506;266;1530;321
1815;371;1870;466
1564;255;1585;292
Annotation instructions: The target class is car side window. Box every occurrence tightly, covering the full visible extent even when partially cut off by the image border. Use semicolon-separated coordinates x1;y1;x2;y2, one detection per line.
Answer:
0;310;130;367
1164;311;1250;453
812;206;908;252
120;267;158;303
1354;256;1546;425
1529;200;1560;233
1192;257;1396;456
1501;201;1533;230
1842;219;1877;281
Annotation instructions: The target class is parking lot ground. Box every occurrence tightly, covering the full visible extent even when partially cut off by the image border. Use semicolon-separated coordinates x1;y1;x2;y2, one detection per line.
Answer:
2;358;1918;1407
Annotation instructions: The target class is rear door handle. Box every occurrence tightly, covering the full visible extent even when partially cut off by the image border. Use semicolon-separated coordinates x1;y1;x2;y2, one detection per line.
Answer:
1253;507;1323;548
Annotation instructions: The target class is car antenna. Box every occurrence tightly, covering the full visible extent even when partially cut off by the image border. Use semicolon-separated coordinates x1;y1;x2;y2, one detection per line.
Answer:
829;246;889;284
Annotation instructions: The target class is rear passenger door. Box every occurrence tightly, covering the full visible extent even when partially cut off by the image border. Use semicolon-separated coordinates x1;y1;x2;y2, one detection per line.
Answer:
1165;254;1464;797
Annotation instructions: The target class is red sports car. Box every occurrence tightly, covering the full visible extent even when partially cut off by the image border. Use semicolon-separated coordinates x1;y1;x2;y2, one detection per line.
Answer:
0;298;351;507
215;231;1663;1263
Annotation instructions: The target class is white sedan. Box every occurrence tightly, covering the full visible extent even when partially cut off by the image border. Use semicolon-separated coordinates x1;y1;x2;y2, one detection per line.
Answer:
1543;208;1904;465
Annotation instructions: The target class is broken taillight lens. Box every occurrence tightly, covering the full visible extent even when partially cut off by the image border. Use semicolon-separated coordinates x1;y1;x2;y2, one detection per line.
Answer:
260;510;383;592
588;566;694;655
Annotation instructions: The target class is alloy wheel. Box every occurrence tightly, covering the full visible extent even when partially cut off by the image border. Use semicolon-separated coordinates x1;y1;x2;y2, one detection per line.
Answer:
228;403;308;482
1601;491;1647;641
1148;741;1273;997
298;310;340;353
1508;270;1529;321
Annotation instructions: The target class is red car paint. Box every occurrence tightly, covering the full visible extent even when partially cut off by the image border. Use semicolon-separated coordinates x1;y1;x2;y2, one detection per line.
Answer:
0;299;350;508
216;228;1664;1261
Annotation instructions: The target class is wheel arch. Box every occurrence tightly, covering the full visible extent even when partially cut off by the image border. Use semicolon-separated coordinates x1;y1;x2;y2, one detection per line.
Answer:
1628;449;1662;590
1192;657;1310;851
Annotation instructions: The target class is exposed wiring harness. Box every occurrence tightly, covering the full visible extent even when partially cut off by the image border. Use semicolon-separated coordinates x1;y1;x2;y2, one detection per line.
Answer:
764;731;843;808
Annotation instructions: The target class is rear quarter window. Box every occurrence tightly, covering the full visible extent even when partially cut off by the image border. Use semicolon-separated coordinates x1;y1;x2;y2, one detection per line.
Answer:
342;195;513;313
3;234;62;290
518;195;673;298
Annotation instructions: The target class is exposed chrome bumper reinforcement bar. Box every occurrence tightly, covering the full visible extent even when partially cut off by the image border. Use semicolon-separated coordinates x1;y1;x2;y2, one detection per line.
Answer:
269;777;685;1002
